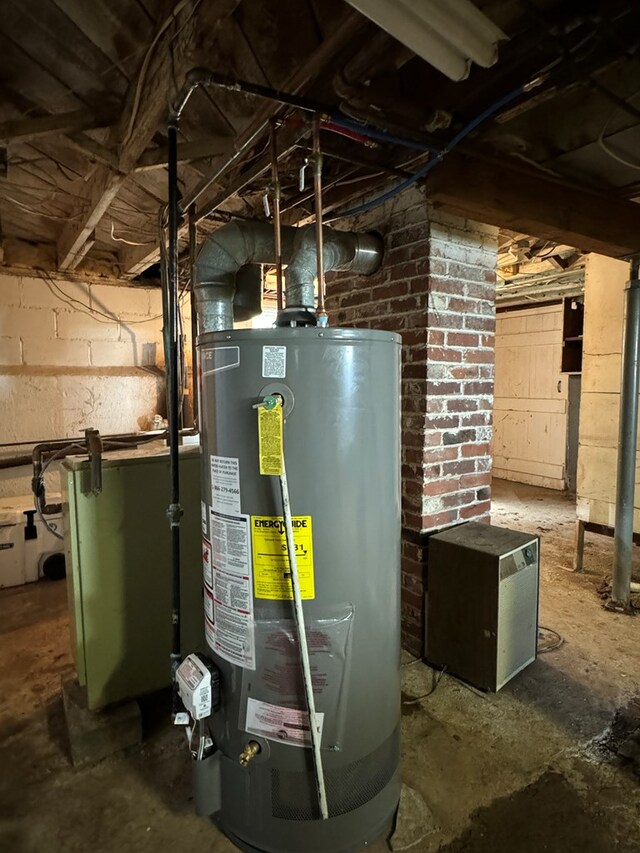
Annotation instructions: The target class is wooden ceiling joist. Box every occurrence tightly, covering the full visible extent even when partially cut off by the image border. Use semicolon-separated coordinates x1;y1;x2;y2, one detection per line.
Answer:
0;107;119;142
120;127;305;275
120;7;366;276
56;0;239;272
65;133;119;170
428;153;640;259
135;136;233;171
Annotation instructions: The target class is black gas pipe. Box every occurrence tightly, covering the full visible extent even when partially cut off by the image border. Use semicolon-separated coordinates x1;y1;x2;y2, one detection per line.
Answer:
164;121;183;697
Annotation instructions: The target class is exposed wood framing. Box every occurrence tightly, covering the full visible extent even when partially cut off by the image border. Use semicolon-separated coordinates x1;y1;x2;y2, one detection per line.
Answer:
135;136;232;171
58;169;126;270
197;128;304;219
120;7;366;276
315;136;413;179
428;153;640;259
1;235;119;279
57;1;239;272
0;107;119;142
65;133;119;170
121;129;305;275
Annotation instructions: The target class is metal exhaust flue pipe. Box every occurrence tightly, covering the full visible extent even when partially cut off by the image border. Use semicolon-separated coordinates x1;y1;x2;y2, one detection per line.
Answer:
193;221;382;332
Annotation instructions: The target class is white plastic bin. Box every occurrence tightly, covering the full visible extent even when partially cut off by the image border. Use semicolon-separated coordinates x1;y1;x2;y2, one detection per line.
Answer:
0;508;27;588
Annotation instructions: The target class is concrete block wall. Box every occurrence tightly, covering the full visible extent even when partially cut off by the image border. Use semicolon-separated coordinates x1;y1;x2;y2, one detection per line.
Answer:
0;271;180;498
326;188;498;655
0;272;186;370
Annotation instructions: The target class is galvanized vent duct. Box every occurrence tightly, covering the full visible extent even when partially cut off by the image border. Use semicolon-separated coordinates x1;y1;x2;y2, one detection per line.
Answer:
194;220;382;332
194;221;295;333
285;225;383;310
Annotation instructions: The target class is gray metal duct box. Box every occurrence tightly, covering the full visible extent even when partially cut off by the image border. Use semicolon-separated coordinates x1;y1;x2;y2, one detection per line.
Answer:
425;522;539;692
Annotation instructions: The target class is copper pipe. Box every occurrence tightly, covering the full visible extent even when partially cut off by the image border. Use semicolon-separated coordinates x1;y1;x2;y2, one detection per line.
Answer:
269;119;284;312
312;115;327;324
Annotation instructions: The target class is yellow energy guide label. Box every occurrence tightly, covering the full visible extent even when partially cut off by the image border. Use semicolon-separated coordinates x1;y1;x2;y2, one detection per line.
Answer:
251;515;315;600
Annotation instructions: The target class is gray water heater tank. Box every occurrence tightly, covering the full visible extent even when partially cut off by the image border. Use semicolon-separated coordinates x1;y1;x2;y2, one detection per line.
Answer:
198;326;401;853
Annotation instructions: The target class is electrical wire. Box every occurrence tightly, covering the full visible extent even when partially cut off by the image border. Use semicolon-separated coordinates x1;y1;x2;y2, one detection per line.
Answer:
334;171;385;187
598;89;640;171
537;625;564;653
325;79;543;223
402;666;447;705
121;0;195;147
36;498;64;541
35;443;84;539
110;221;156;246
330;114;441;154
40;270;188;326
401;656;423;668
3;194;82;222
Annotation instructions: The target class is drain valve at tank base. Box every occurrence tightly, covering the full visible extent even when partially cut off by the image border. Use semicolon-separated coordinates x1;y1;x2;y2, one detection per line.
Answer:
239;740;261;767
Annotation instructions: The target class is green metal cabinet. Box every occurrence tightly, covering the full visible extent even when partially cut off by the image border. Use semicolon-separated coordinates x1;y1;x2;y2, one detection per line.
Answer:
62;444;204;710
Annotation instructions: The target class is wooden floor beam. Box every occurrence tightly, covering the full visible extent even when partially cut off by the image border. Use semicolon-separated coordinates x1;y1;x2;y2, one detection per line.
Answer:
0;108;119;143
120;8;366;275
428;153;640;259
57;1;239;272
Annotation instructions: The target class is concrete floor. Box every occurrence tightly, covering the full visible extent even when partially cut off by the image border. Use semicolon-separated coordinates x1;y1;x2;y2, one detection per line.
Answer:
1;478;639;852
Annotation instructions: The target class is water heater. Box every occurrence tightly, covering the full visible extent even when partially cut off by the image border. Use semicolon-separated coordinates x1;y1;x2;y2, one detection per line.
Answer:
192;326;401;852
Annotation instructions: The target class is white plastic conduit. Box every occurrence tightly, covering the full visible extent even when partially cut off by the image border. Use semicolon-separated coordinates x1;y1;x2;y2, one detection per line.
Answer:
279;457;329;820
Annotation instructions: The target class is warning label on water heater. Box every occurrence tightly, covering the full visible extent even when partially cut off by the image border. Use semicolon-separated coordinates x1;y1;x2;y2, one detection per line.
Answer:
202;539;213;589
245;697;324;748
251;515;315;600
210;455;241;516
262;345;286;379
206;511;255;670
258;407;283;476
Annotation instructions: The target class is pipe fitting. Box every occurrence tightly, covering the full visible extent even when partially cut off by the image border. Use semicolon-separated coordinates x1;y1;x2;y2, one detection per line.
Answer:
194;221;296;333
284;226;383;311
239;741;261;767
194;222;383;331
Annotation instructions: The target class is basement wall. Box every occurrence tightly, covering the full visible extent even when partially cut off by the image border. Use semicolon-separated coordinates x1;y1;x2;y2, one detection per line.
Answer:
326;187;498;655
0;272;179;498
494;303;568;490
577;254;638;529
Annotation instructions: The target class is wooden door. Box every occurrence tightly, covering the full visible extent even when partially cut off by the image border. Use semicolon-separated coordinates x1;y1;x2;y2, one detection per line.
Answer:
494;304;568;490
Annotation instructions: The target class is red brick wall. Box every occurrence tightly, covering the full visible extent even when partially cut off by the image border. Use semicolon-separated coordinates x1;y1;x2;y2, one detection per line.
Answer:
326;189;498;656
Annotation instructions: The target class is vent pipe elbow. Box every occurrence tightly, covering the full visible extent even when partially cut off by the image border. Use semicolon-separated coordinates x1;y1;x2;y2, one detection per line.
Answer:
194;221;383;332
284;226;383;310
194;220;295;333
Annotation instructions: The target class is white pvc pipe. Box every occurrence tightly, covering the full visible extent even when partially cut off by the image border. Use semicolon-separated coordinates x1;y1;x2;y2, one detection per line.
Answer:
279;463;329;820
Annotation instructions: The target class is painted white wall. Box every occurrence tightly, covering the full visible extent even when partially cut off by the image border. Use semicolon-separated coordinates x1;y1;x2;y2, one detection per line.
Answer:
576;254;639;530
493;303;568;489
0;272;187;498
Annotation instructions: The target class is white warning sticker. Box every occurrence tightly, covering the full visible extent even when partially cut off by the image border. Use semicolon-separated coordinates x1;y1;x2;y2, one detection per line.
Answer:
205;615;215;649
211;455;241;516
204;587;214;622
202;539;212;589
201;500;208;537
207;511;255;670
262;345;286;379
245;698;324;748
